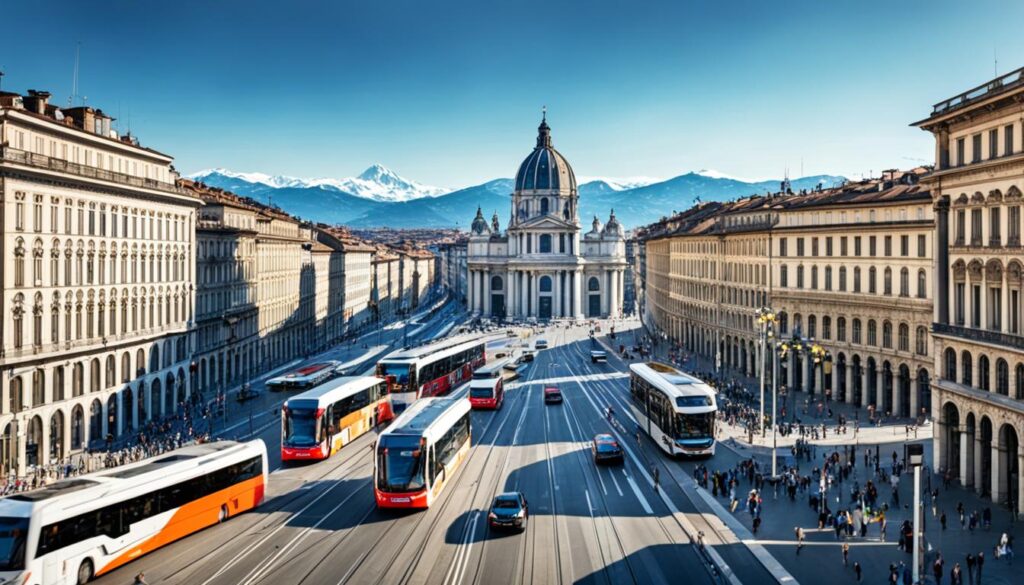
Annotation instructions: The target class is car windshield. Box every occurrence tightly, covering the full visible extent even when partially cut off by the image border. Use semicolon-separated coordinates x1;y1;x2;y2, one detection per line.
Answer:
377;435;426;492
494;498;520;509
284;408;319;447
470;387;494;399
674;412;714;440
0;517;28;571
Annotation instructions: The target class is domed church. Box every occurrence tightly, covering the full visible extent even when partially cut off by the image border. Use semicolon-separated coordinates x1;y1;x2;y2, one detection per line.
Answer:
467;114;626;320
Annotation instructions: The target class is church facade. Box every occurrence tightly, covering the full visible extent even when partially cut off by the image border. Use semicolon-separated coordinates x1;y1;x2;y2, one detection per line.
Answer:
466;116;626;320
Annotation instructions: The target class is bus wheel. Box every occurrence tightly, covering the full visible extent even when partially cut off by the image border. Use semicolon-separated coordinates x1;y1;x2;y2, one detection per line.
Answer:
219;504;229;523
76;559;94;584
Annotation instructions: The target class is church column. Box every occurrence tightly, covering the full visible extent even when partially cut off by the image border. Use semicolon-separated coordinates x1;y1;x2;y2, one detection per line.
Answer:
466;269;474;312
563;271;570;318
574;270;583;320
508;270;517;319
845;363;854;405
909;376;919;420
483;269;491;317
522;271;529;317
553;271;562;317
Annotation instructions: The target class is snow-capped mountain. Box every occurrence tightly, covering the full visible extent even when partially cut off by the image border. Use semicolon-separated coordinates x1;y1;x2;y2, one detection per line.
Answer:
577;176;660;191
188;164;449;203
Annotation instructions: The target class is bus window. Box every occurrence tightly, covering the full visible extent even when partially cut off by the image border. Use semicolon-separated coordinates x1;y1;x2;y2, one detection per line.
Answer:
0;517;28;571
284;408;320;447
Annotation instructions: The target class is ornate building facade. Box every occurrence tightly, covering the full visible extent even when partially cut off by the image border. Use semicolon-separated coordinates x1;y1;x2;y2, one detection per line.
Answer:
638;170;935;420
0;90;199;475
467;116;626;319
914;67;1024;515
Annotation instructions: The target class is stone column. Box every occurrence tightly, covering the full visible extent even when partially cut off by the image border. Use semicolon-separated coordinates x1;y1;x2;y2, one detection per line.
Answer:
483;269;491;317
861;366;869;408
892;375;902;419
991;442;1006;504
573;270;583;319
831;363;839;401
508;270;517;319
1018;449;1024;519
1002;268;1010;333
803;356;812;394
960;429;970;487
974;433;984;493
909;376;919;420
845;365;854;404
467;269;475;312
876;368;885;410
935;196;950;324
562;271;570;318
553;271;561;317
787;351;796;391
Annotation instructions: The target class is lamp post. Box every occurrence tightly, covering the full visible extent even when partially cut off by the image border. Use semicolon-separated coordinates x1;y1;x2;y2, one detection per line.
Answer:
777;334;804;477
755;307;778;438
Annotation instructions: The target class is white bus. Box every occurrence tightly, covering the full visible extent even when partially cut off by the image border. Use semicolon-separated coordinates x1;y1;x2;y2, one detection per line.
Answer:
375;337;485;413
374;393;472;509
628;362;718;457
0;440;267;585
266;361;339;392
468;360;508;410
282;376;394;462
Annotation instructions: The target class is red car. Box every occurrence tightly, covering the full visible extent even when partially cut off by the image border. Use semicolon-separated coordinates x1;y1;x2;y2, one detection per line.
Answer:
543;386;562;404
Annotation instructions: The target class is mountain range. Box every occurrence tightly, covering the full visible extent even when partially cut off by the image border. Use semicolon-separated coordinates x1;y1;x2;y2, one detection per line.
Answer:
188;166;846;230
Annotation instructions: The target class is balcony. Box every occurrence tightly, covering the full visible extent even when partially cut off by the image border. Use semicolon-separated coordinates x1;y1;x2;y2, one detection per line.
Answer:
0;146;184;195
931;66;1024;116
932;322;1024;351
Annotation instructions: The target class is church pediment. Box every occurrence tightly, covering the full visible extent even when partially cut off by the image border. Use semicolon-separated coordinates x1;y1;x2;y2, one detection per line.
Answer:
516;216;576;230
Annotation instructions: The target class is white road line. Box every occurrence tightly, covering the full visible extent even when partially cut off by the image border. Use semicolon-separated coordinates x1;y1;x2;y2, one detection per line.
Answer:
608;468;624;497
623;472;654;514
584;489;594;514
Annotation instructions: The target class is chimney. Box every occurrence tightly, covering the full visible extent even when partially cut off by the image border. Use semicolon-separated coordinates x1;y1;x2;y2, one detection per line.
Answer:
24;90;51;115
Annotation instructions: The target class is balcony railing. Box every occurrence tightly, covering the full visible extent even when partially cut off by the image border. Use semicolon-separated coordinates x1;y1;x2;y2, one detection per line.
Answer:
932;322;1024;350
0;146;184;195
932;66;1024;115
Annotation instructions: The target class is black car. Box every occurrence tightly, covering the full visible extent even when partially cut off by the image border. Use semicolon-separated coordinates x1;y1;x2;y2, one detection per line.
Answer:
592;433;624;464
543;386;563;404
488;491;529;531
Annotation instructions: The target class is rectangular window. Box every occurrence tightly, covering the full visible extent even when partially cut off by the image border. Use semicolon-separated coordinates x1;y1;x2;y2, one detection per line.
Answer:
854;236;862;256
990;287;1002;330
796;266;804;289
917;234;926;257
955;283;965;325
780;265;788;287
869;236;876;257
811;237;819;257
884;236;892;256
1006;124;1015;156
971;209;983;245
972;133;982;163
796;238;804;257
956;210;966;245
840;236;848;256
990;129;999;159
957;137;966;166
900;235;908;256
778;238;787;257
990;207;1001;245
825;237;833;256
1010;206;1021;245
972;284;981;328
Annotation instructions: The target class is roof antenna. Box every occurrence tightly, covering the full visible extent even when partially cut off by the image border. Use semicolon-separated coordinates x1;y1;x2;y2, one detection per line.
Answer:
542;105;546;122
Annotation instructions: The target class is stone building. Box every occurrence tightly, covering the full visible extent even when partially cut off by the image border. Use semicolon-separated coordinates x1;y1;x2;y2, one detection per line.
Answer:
436;238;468;304
0;89;199;474
638;170;935;420
467;115;626;319
914;67;1024;514
371;246;399;321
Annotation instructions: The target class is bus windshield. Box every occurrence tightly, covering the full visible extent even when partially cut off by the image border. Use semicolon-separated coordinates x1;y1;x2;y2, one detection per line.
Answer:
377;435;426;492
0;517;28;571
380;363;412;386
284;408;320;447
469;387;494;399
674;412;714;440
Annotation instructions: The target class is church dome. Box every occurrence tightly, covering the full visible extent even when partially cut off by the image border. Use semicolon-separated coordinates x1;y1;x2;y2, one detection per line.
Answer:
602;209;624;238
514;114;577;195
471;207;490;235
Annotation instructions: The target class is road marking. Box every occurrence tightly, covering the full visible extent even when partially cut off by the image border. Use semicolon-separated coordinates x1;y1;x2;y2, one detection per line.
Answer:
623;472;654;514
608;468;624;497
585;489;594;514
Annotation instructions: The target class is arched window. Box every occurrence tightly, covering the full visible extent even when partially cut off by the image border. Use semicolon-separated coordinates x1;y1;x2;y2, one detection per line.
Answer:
53;366;65;402
836;317;846;341
13;237;25;287
9;376;23;413
899;268;909;297
122;352;131;383
838;267;847;291
105;355;116;388
961;351;973;386
995;359;1009;395
11;293;24;349
916;326;928;355
944;348;957;381
1016;363;1024;399
882;321;892;348
90;358;101;392
588;277;600;291
778;312;788;334
539;234;552;253
853;267;862;292
852;318;862;344
978;355;990;391
490;275;503;291
917;269;927;298
868;267;877;293
898;323;909;352
867;320;877;345
822;316;832;339
539;276;552;292
807;315;816;338
32;369;44;407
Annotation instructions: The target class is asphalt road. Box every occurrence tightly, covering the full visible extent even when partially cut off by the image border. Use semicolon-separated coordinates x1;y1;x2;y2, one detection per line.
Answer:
94;319;774;585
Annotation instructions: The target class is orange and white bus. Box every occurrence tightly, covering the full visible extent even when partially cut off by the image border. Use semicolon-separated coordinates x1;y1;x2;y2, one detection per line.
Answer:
375;337;485;413
373;393;471;509
468;360;507;410
266;361;339;392
282;376;393;462
0;440;267;585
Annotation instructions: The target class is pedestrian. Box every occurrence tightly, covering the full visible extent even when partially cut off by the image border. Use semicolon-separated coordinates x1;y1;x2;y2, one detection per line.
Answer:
934;554;945;585
976;551;984;583
752;516;761;535
941;510;947;530
853;561;862;582
966;553;975;585
653;467;660;493
842;541;849;567
795;526;805;554
133;574;148;585
951;563;963;585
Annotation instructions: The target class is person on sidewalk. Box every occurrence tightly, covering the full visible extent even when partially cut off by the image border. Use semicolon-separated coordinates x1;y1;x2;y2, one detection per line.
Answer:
842;542;849;567
934;554;945;585
951;563;963;585
965;554;975;585
795;526;805;554
941;510;947;530
975;551;984;583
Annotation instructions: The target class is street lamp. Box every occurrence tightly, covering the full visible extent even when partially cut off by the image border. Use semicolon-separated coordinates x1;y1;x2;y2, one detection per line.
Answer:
754;307;778;438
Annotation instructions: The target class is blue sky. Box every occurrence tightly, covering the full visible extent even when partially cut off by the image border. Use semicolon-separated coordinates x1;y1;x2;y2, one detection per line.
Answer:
2;0;1022;188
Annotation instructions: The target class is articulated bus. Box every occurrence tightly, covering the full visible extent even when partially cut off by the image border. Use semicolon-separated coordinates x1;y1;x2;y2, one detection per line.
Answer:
374;394;471;509
282;376;393;462
628;362;718;457
0;440;267;585
468;360;507;410
375;337;486;413
266;361;339;392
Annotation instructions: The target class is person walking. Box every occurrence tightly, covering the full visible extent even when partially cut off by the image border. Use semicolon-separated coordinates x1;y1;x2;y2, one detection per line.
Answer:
941;510;948;530
951;563;963;585
842;541;849;567
934;554;945;585
975;551;984;583
853;561;862;582
795;526;805;554
965;554;975;585
653;467;660;493
133;574;148;585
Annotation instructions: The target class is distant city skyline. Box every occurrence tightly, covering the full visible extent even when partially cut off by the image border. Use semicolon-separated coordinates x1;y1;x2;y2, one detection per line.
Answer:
2;0;1022;188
